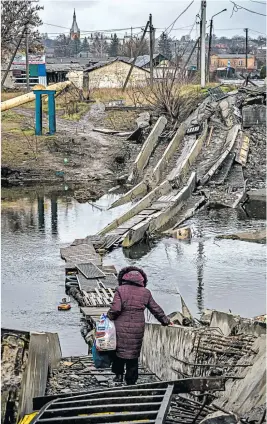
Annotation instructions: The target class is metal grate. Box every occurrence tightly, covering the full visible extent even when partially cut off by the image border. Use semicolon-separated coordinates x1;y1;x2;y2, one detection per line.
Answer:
76;263;105;279
31;378;225;424
208;87;228;102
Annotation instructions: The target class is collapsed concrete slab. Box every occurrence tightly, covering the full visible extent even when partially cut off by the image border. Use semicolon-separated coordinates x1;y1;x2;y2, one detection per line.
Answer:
128;116;168;183
242;105;266;128
1;329;61;423
141;312;266;421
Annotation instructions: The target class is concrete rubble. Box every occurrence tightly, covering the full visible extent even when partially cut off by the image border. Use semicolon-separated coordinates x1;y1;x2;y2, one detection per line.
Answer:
1;330;30;424
46;355;157;396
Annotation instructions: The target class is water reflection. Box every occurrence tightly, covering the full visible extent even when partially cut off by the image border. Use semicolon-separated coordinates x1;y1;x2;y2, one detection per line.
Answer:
123;240;153;260
196;241;205;313
51;195;58;235
38;196;45;231
1;186;266;356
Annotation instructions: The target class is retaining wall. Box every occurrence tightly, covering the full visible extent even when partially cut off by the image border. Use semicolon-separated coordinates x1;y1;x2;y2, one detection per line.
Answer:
17;332;61;420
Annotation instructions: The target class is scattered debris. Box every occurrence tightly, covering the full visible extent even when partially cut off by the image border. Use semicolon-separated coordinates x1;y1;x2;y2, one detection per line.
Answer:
92;128;132;136
136;111;151;128
216;229;266;244
199;411;238;424
242;105;266;128
172;227;192;240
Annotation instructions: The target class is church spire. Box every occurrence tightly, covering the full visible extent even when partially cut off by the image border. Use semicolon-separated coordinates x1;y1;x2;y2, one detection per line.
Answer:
70;8;80;39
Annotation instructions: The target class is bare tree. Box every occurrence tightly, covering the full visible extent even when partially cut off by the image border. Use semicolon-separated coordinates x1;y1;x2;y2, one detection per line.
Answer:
89;32;109;57
120;37;149;57
1;0;43;60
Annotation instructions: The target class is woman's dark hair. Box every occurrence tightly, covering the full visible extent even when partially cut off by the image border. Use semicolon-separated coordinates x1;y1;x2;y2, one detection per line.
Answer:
118;266;148;287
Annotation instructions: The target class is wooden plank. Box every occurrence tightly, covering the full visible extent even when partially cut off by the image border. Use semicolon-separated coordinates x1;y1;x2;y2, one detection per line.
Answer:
101;265;117;275
94;374;108;383
139;209;158;214
66;255;101;266
150;202;169;210
107;228;128;236
119;215;146;229
155;384;174;424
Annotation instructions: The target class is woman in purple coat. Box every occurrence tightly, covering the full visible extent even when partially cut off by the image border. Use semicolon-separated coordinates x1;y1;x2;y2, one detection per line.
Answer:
107;266;171;385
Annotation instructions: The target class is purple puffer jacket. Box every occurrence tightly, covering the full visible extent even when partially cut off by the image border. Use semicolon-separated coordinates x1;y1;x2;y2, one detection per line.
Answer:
107;281;170;359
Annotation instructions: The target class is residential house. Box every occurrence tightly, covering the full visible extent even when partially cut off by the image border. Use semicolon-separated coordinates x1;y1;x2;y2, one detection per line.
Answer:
210;54;256;72
46;63;83;84
67;58;150;89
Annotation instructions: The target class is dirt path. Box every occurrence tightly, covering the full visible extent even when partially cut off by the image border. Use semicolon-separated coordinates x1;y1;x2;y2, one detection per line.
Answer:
3;106;141;195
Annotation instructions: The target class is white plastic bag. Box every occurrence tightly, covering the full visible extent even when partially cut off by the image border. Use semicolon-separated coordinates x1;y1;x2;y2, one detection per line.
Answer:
95;313;116;351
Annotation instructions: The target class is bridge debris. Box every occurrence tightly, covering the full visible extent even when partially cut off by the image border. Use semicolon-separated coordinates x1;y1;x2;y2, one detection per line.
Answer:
128;115;168;183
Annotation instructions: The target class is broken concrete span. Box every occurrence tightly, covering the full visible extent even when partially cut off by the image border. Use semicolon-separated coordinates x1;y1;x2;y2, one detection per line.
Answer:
110;121;187;209
12;306;265;424
122;171;197;248
141;311;266;422
1;329;61;423
128;115;168;183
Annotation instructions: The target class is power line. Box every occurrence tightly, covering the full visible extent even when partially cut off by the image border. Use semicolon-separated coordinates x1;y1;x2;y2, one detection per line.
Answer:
249;0;266;4
42;22;144;33
230;1;267;17
165;0;195;36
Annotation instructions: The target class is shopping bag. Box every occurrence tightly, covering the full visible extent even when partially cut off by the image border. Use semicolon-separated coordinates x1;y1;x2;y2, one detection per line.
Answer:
92;341;113;368
95;313;116;351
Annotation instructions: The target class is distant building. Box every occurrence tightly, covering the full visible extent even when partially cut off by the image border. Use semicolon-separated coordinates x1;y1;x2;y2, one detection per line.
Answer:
129;54;171;69
70;9;80;40
210;54;256;72
10;52;47;87
67;59;150;89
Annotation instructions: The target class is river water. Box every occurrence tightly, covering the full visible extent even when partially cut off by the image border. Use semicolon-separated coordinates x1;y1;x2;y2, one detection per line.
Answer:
2;185;266;356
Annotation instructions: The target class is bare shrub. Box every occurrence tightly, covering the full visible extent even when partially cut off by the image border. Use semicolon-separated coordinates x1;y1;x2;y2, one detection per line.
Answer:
137;67;203;123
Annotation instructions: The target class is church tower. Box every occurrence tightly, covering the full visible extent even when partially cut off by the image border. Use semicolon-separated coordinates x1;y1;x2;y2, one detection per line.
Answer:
70;9;80;40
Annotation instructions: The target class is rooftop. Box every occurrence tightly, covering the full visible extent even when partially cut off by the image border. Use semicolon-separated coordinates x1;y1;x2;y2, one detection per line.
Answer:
129;54;161;68
46;63;83;72
214;54;255;58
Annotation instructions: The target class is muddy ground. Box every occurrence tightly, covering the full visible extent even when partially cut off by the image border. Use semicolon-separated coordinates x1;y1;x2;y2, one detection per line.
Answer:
1;99;149;200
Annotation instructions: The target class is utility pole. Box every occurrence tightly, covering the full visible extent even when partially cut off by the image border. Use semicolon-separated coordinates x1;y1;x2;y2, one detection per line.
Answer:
197;38;200;70
207;20;213;83
149;14;153;86
200;0;206;88
25;25;30;92
197;18;202;71
183;37;200;71
207;9;227;83
122;20;150;91
245;28;248;72
130;26;133;58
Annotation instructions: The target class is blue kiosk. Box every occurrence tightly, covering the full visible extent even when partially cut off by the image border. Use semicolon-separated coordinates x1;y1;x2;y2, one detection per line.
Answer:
33;89;56;135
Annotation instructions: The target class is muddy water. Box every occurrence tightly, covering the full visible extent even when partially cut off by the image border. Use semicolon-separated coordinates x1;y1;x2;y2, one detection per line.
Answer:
2;186;265;356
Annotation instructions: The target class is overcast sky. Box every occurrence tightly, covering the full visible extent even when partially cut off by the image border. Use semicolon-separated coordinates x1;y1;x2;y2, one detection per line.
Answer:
39;0;266;40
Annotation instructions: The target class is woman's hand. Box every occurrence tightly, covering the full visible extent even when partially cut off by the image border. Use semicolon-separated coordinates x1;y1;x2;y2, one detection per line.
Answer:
168;321;174;326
